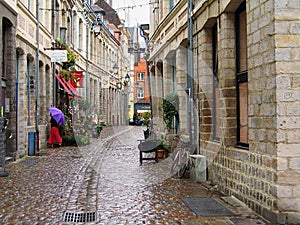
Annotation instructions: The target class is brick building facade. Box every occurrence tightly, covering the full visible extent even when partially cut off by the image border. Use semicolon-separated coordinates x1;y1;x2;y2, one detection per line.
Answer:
133;58;151;117
149;0;300;224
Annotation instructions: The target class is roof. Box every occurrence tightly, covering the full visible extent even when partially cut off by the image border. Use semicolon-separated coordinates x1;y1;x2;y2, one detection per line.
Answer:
95;0;122;26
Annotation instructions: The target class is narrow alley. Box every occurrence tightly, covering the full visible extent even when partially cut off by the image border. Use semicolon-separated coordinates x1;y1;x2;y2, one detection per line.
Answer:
0;126;270;225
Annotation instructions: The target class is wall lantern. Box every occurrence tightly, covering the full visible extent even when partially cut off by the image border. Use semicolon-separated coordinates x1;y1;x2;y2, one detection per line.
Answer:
125;74;130;82
113;63;119;74
116;81;122;89
93;23;102;36
91;5;105;36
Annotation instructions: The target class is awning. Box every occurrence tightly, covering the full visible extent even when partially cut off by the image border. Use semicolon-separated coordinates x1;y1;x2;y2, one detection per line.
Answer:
61;77;81;98
137;110;151;113
55;74;81;98
55;74;72;96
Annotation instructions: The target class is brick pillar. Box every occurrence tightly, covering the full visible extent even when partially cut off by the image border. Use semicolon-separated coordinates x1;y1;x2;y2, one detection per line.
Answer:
154;61;164;133
196;28;214;168
176;47;187;134
149;64;157;116
218;13;236;147
163;58;172;96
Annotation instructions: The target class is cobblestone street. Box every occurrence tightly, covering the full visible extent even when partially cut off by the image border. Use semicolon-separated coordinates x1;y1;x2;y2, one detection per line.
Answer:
0;126;270;224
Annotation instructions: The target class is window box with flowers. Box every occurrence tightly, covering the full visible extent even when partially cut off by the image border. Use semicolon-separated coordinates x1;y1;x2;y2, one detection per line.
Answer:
55;38;80;81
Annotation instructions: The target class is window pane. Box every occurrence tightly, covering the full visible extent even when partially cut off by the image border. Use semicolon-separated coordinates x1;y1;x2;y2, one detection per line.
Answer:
137;87;144;98
239;10;247;72
212;23;220;140
239;82;248;144
137;72;144;81
170;0;174;10
236;2;248;147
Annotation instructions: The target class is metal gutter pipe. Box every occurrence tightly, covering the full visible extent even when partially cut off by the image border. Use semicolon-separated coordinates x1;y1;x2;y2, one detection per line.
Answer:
35;0;40;153
187;0;194;144
52;0;56;106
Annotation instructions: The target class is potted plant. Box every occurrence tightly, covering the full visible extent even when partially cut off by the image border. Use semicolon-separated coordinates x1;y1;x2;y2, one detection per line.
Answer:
96;124;102;134
156;139;169;159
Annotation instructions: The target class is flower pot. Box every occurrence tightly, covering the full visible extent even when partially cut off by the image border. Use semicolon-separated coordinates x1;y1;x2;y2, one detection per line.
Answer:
157;149;164;159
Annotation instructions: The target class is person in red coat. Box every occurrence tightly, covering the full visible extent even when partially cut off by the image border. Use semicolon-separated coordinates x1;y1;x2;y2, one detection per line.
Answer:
47;114;62;147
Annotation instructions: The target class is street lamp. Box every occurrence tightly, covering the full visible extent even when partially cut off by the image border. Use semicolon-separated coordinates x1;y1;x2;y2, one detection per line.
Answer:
139;24;150;58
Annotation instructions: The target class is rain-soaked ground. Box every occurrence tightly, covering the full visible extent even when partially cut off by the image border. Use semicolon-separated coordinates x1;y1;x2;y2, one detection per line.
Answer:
0;126;270;224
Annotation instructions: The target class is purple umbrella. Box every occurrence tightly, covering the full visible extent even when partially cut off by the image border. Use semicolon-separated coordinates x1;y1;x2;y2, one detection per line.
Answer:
49;107;65;126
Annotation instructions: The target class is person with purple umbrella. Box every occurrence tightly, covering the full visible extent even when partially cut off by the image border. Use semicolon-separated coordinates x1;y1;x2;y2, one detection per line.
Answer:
47;107;64;147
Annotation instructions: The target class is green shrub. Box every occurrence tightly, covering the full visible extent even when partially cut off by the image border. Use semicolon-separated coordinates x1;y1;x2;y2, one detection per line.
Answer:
62;134;90;146
75;134;90;146
162;93;179;130
62;135;76;146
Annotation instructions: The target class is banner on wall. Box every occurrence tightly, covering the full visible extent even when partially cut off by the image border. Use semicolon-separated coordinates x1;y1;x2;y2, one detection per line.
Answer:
70;71;83;88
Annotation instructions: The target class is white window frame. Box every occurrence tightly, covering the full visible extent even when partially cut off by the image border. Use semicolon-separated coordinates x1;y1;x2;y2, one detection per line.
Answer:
137;72;144;81
137;87;144;99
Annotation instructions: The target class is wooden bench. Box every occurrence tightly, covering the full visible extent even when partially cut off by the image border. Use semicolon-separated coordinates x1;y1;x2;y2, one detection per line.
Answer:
137;139;159;165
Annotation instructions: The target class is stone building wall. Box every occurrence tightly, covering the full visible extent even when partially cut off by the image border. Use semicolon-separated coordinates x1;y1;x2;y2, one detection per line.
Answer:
194;0;300;224
1;2;18;158
149;0;299;223
272;0;300;223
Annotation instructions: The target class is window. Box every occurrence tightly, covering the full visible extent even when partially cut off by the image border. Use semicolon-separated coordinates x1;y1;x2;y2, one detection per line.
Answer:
78;19;83;49
212;23;220;141
172;56;176;92
2;18;10;110
236;2;249;147
27;0;31;11
137;72;144;81
170;0;174;10
137;87;144;98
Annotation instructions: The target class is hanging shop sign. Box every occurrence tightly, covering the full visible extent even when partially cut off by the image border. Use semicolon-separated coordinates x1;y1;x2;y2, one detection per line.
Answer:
51;50;67;62
70;71;83;88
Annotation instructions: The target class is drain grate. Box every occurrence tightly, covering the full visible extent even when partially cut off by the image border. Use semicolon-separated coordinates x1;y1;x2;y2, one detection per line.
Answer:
63;211;97;223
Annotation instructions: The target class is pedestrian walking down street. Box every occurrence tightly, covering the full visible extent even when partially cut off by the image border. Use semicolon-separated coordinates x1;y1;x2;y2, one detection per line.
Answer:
47;114;62;147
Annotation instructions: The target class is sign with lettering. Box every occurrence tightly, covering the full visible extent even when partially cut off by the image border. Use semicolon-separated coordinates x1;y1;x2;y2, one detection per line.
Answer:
51;50;67;62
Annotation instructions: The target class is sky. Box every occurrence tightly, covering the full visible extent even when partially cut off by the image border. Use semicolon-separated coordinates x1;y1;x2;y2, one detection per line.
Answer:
112;0;150;27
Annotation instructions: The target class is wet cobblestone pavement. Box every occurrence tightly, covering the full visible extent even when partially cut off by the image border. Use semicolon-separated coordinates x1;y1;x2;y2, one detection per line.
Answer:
0;126;271;224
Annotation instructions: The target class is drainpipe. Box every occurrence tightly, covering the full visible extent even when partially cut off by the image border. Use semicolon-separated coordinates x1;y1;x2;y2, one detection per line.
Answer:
16;52;19;154
187;0;194;144
86;26;89;102
139;24;152;130
27;60;31;126
35;0;40;153
52;0;56;106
